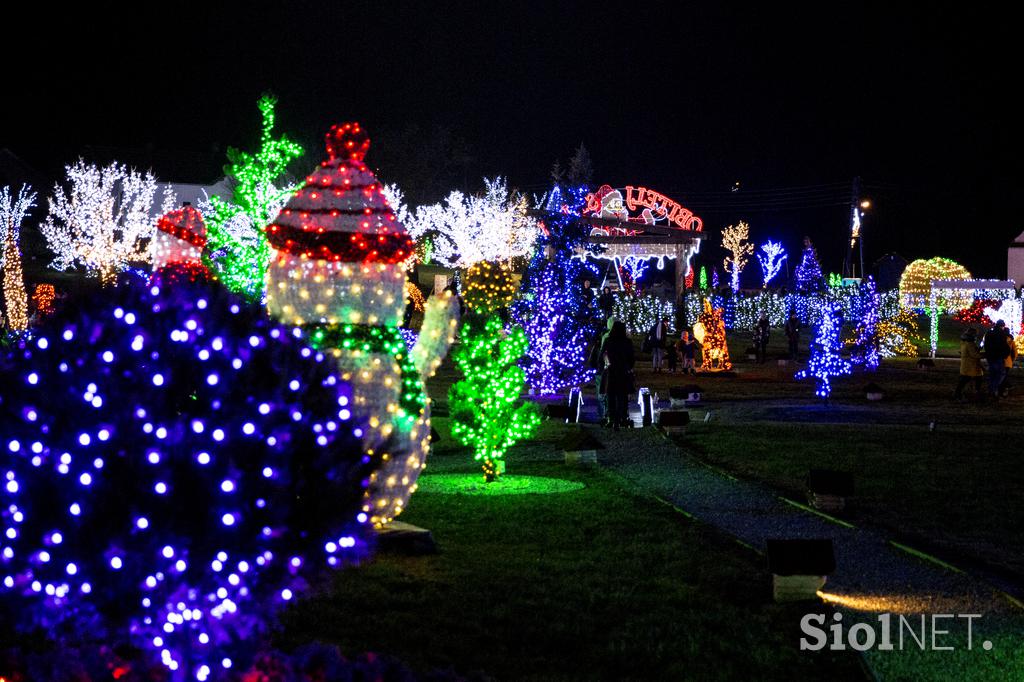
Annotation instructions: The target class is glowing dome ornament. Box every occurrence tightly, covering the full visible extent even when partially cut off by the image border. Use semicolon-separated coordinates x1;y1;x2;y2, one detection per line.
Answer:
265;124;456;527
899;257;972;311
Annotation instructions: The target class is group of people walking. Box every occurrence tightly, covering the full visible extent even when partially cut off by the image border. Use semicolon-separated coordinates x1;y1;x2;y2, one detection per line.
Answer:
956;320;1017;400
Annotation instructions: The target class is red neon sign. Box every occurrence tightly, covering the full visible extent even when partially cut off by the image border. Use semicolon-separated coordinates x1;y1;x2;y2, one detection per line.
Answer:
584;184;702;233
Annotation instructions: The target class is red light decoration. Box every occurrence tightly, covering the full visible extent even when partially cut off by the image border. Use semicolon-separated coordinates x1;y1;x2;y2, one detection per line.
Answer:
156;204;206;247
265;123;412;263
31;283;56;318
584;184;702;232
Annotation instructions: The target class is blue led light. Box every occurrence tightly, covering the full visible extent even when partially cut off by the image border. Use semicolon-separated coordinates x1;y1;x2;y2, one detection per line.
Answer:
0;270;370;674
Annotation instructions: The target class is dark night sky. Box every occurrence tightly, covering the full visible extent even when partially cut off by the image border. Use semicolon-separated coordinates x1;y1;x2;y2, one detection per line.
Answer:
2;2;1018;278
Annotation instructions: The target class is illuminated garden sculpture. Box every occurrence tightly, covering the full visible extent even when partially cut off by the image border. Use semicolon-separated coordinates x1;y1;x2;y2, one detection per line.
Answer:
693;299;732;371
0;271;371;677
265;123;457;527
898;257;972;311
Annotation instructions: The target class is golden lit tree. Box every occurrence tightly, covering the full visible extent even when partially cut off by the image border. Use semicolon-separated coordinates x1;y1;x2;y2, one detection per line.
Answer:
722;221;754;292
1;185;36;331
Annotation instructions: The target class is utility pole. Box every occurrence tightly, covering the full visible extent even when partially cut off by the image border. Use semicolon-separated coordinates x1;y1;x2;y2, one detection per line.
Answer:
843;176;865;279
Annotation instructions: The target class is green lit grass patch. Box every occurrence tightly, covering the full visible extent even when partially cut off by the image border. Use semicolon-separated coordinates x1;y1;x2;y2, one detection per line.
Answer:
416;473;585;495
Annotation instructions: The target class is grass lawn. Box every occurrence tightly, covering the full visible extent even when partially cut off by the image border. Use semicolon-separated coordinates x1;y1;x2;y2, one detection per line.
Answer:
276;421;863;680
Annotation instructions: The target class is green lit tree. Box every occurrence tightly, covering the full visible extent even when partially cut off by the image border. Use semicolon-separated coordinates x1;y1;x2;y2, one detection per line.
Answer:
202;94;304;300
449;264;539;482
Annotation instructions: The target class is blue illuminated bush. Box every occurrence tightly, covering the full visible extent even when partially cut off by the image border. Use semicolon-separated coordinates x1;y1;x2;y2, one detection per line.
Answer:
0;269;373;678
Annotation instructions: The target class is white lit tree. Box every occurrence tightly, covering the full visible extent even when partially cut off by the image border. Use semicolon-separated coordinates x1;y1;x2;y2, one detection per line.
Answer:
41;161;173;284
380;182;411;228
1;185;37;331
397;177;537;268
722;220;754;292
758;240;787;287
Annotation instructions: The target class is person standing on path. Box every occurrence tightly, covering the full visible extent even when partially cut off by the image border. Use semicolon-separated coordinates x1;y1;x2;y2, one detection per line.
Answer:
589;316;617;424
983;320;1010;398
581;279;595;318
784;312;800;360
601;320;635;430
598;285;615;319
754;313;770;363
954;327;984;401
648;316;670;372
1000;326;1017;397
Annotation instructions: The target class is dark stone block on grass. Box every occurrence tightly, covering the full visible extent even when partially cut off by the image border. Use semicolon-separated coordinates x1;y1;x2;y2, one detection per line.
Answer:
865;382;884;401
560;428;603;465
656;410;690;435
766;538;835;602
807;469;854;496
766;538;836;576
669;385;704;407
807;469;854;511
376;521;437;555
545;403;573;421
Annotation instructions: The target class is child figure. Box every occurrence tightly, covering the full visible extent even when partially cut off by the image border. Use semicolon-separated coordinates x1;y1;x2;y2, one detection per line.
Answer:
678;331;698;375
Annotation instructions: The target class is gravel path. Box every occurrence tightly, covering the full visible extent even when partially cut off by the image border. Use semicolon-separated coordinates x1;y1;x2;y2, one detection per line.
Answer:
581;405;1024;681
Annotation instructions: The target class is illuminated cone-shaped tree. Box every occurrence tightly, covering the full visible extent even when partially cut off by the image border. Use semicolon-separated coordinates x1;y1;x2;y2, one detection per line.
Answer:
450;263;540;482
794;237;826;293
796;305;852;400
849;277;881;371
512;186;598;394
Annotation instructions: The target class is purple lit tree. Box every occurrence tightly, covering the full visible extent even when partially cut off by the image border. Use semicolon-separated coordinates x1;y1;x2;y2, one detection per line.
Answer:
794;237;825;293
0;267;372;678
512;186;598;394
849;276;881;371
